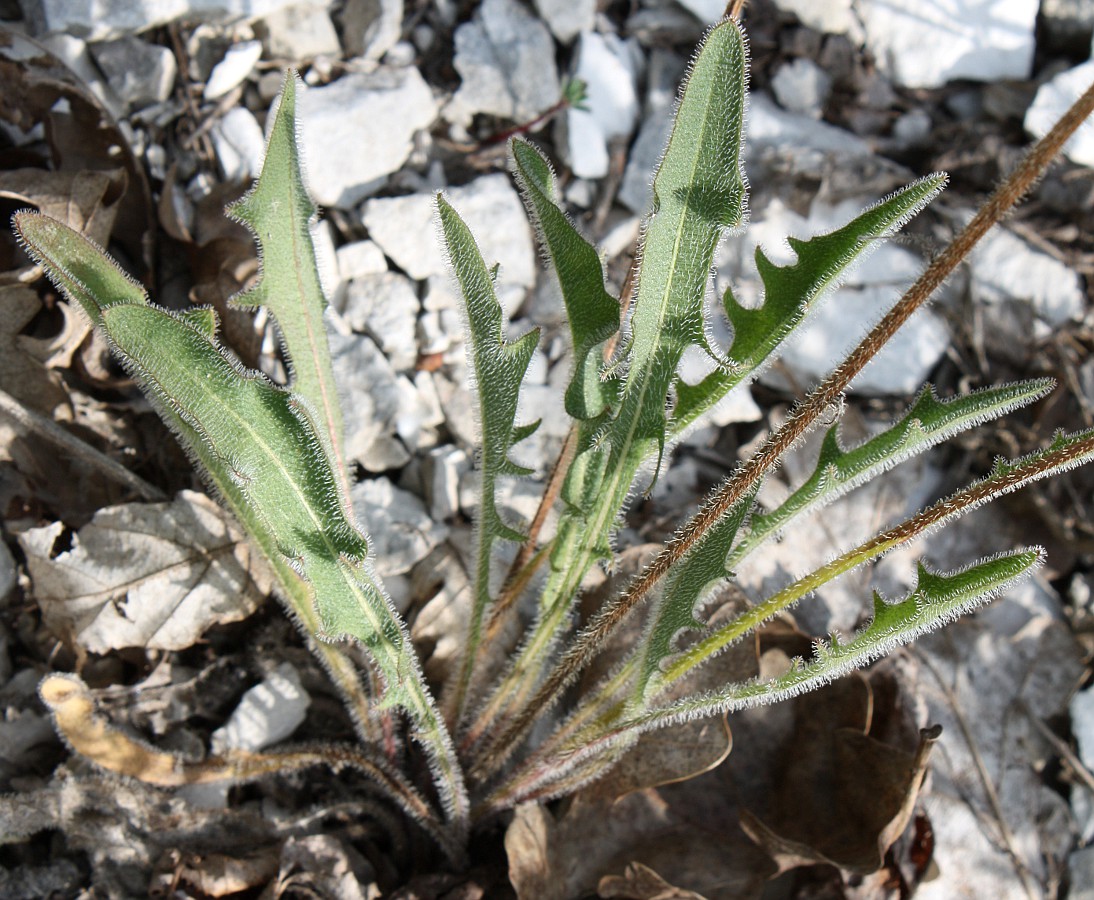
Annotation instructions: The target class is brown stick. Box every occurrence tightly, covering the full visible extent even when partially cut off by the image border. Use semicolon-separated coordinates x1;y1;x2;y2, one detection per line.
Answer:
472;75;1094;777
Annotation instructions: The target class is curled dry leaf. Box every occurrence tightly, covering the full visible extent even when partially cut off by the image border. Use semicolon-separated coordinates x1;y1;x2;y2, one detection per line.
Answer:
18;490;272;653
0;27;153;267
598;861;709;900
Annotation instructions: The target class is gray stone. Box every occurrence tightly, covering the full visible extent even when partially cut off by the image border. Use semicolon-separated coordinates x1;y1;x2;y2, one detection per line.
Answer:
211;106;266;181
362;174;535;311
859;0;1037;88
329;328;406;468
350;477;447;576
210;663;309;753
341;272;420;371
342;0;403;61
446;0;559;127
256;3;341;59
674;0;726;23
563;32;642;179
618;48;685;214
1025;59;1094;168
22;0;331;42
204;39;262;99
773;0;858;35
891;108;933;147
1071;846;1094;900
90;36;177;112
295;67;438;208
771;57;831;120
533;0;595;43
423;445;472;521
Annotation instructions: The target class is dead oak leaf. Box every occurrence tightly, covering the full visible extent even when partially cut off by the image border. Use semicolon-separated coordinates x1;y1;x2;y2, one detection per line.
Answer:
19;490;272;653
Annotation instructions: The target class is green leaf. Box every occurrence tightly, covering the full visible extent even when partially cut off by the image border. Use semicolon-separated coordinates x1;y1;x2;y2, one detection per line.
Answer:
670;175;946;437
634;484;758;702
619;18;748;463
610;549;1043;743
436;195;541;712
14;211;470;848
227;72;345;467
728;378;1055;568
511;137;619;420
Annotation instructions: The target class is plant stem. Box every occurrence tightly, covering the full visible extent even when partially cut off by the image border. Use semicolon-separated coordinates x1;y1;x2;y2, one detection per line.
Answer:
476;75;1094;771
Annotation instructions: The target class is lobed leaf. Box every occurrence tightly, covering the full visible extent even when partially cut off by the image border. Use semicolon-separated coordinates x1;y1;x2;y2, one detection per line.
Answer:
436;195;541;713
542;549;1042;786
727;378;1055;568
670;175;946;437
227;72;345;468
647;550;1042;726
511;137;620;421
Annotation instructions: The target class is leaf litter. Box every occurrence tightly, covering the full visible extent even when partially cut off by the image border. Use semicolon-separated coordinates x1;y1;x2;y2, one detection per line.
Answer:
0;3;1093;898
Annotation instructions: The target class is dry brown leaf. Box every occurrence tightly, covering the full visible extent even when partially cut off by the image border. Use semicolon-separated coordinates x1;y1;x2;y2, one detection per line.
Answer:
739;725;940;875
598;861;709;900
0;28;153;269
19;490;271;653
506;779;776;900
151;848;281;898
0;168;127;248
0;277;72;418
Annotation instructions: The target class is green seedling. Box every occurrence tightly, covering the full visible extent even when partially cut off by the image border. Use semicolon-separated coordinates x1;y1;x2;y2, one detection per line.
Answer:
16;16;1094;866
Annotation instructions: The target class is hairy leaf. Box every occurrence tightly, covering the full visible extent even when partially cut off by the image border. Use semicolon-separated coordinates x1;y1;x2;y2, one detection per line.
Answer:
634;485;758;701
436;195;541;712
511;138;620;421
670;175;946;437
227;73;345;465
728;378;1055;567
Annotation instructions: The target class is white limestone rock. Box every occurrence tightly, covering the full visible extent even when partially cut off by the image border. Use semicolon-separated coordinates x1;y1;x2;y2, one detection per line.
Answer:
422;446;472;521
90;36;178;112
23;0;331;41
1025;59;1094;168
211;106;266;181
965;223;1086;362
446;0;560;127
772;0;858;35
563;32;642;179
533;0;596;43
256;3;341;59
333;241;389;310
340;272;420;372
295;67;438;208
771;57;831;120
351;477;447;576
329;328;409;469
859;0;1038;89
362;174;535;313
204;39;262;99
211;663;310;753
